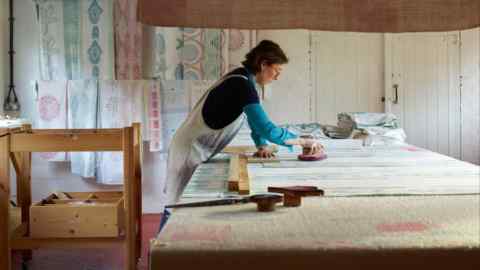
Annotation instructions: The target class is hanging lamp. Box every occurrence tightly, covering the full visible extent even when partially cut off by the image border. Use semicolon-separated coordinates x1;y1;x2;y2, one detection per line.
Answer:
3;0;20;118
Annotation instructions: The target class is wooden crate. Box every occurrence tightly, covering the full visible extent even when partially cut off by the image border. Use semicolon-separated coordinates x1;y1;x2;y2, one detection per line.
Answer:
30;192;124;238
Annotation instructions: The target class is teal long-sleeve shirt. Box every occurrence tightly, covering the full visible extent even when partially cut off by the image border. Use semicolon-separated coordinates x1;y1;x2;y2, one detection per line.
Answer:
243;103;297;148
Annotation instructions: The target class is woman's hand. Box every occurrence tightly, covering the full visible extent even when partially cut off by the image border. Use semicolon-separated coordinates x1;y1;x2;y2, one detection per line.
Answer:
303;141;324;155
253;146;276;158
285;138;324;155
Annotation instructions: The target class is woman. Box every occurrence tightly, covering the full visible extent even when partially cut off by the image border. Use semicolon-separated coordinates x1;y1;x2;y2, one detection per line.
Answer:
163;40;321;210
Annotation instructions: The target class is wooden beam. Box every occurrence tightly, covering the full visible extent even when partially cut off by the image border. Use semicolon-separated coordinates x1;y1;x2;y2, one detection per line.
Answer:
9;152;20;175
10;133;123;152
132;123;142;260
228;154;240;191
123;127;137;270
238;154;250;195
17;152;32;230
32;128;122;134
18;124;32;229
11;223;123;250
0;134;11;270
247;156;280;163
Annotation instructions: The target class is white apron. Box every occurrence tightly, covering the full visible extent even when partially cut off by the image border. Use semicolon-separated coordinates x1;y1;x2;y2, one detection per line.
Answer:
163;74;249;205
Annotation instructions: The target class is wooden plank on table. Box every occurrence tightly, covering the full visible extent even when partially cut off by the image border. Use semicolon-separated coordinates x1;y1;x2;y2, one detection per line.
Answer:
10;133;123;152
228;154;240;191
238;155;250;195
0;134;10;270
247;156;280;163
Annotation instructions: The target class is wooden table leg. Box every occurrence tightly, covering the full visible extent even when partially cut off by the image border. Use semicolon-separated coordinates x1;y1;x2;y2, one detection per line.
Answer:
1;134;11;270
17;151;32;262
123;127;137;270
16;125;33;262
133;123;142;261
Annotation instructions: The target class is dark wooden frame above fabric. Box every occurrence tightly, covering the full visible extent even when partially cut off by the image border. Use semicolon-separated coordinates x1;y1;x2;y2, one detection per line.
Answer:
137;0;480;32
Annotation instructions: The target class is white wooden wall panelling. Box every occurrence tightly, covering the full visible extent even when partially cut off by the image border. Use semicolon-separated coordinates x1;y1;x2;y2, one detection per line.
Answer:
312;31;384;125
257;30;312;125
460;28;480;165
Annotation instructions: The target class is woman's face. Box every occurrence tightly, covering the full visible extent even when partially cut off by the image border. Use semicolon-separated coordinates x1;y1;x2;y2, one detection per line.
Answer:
256;63;283;86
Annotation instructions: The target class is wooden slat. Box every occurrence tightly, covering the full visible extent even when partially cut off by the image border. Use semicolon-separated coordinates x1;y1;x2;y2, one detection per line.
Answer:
17;152;32;237
10;133;123;152
132;123;142;260
222;145;278;154
18;125;32;233
62;191;123;199
247;156;280;163
30;199;121;238
122;127;137;270
11;222;123;249
9;152;20;175
228;154;240;191
238;155;250;195
32;128;122;134
0;134;10;270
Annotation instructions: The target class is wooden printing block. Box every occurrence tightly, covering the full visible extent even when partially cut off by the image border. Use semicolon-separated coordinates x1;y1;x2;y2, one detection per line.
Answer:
268;186;324;207
249;194;283;212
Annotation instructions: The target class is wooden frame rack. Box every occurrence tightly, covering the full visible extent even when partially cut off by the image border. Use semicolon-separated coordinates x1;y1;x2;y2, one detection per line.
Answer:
0;123;142;270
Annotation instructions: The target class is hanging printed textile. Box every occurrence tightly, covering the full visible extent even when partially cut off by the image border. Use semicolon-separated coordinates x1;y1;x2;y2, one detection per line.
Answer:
158;80;189;152
144;80;163;151
143;26;184;80
181;28;228;80
114;0;142;79
225;29;257;72
36;80;68;161
67;79;98;177
36;0;115;80
147;28;257;80
97;80;144;184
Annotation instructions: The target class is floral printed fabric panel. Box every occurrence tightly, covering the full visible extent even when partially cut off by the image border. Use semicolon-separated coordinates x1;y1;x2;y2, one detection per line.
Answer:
114;0;142;79
37;0;115;80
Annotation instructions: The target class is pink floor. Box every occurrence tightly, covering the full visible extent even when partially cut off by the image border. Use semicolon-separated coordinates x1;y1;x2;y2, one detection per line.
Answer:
12;214;162;270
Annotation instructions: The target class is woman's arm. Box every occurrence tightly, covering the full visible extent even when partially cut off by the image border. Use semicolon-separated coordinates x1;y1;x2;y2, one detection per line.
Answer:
244;103;297;147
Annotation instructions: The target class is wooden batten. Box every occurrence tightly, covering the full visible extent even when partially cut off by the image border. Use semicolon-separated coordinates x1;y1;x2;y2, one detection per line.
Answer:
62;191;123;199
10;133;123;152
122;127;137;270
32;128;122;134
30;198;124;238
238;154;250;195
0;134;11;270
11;225;124;250
132;123;142;260
228;154;240;191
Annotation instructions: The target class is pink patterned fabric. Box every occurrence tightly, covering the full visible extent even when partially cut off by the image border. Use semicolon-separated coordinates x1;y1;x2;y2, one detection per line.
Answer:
147;81;163;152
36;80;68;161
115;0;143;79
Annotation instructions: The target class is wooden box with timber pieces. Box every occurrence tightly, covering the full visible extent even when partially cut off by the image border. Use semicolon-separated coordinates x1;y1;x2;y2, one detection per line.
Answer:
30;191;125;238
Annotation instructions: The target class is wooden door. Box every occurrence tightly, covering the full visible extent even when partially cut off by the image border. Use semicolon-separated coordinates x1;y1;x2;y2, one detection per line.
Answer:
385;32;462;159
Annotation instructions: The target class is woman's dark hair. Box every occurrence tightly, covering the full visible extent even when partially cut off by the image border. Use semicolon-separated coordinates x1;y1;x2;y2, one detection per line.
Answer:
242;40;288;74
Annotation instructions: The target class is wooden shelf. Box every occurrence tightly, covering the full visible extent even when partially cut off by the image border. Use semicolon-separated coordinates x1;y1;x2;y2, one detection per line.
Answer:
0;123;142;270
